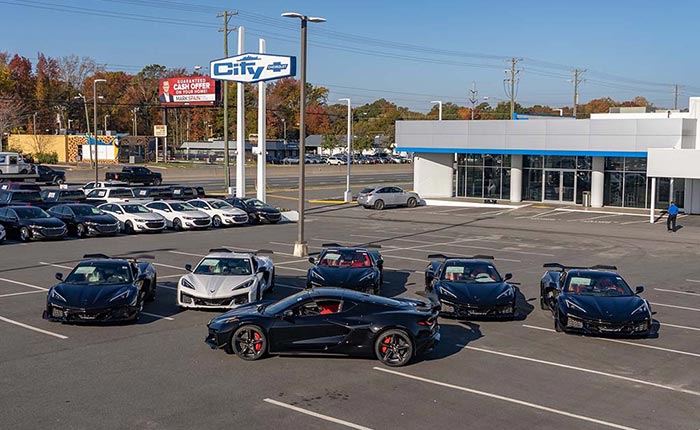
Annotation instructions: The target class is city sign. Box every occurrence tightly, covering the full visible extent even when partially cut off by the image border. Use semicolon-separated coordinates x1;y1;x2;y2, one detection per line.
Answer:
209;53;296;83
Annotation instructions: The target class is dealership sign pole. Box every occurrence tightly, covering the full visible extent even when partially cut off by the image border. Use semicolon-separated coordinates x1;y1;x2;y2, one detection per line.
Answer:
236;28;245;197
257;38;267;202
210;49;297;197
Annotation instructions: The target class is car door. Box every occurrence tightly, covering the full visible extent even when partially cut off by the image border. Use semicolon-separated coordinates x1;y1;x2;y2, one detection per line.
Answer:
268;297;351;353
0;208;20;234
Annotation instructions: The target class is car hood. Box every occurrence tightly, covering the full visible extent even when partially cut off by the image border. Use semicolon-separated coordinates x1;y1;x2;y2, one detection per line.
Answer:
24;218;65;228
563;295;647;322
253;206;280;214
182;273;253;296
174;210;209;219
127;211;164;221
53;283;134;308
214;207;247;216
210;300;275;325
437;281;512;305
309;266;376;286
77;214;118;224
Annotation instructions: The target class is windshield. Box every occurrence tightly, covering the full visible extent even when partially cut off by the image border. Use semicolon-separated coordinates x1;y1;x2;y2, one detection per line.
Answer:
122;204;150;214
566;273;633;297
441;261;502;283
194;257;252;276
318;250;372;268
210;200;233;209
13;192;41;203
245;199;266;208
72;205;103;216
15;207;50;219
64;261;133;285
111;189;134;198
60;191;85;200
264;291;311;315
170;202;197;212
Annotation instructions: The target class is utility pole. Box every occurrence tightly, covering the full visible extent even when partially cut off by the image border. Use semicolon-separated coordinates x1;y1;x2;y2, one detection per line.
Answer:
504;58;522;119
674;84;683;110
218;10;237;191
572;69;586;119
469;81;478;120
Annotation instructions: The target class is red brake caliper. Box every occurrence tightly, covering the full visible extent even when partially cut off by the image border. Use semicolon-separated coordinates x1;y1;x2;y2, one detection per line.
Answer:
381;336;391;353
253;332;262;351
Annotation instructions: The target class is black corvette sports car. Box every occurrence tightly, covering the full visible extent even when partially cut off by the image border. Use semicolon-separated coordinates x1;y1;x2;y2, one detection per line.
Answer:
43;254;157;323
425;254;515;319
206;288;440;367
540;263;652;336
306;243;383;294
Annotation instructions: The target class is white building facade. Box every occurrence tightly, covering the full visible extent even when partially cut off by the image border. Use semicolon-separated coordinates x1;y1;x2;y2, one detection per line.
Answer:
396;97;700;216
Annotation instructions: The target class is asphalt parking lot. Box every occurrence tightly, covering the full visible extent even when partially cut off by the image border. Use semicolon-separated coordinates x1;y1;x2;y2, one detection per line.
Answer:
1;185;699;429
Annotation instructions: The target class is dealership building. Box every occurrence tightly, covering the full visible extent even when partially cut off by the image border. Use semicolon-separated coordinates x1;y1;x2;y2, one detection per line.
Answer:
396;97;700;215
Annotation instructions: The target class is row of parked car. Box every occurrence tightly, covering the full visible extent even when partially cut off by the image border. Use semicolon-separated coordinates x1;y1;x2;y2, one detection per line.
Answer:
275;154;412;165
0;181;283;242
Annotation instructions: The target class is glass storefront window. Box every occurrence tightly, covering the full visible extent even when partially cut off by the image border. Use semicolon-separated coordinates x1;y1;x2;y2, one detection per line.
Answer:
466;165;483;197
484;168;501;198
576;156;592;171
604;172;623;206
502;169;511;199
625;158;647;171
576;171;591;204
623;173;647;208
545;156;576;169
466;154;483;166
523;169;543;201
456;165;466;197
524;155;543;168
605;157;623;171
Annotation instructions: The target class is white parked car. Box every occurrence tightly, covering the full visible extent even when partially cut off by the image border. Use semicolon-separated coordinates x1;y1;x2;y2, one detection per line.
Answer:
177;248;275;309
97;202;167;234
145;200;211;230
326;156;347;165
80;180;129;195
85;187;151;205
186;198;249;228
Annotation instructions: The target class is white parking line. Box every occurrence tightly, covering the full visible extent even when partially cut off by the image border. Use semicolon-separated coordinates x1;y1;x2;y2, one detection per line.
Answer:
522;324;700;358
159;274;183;279
685;279;700;284
142;312;174;321
168;251;205;257
662;323;700;332
152;262;186;271
263;398;373;430
652;302;700;312
405;248;522;263
0;315;68;339
39;262;73;270
554;208;647;217
0;290;45;298
654;288;700;297
0;277;48;291
373;367;638;430
571;214;620;222
276;283;304;290
460;345;700;397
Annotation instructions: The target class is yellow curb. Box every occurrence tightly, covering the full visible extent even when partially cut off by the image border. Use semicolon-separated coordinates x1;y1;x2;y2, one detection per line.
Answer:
308;199;354;204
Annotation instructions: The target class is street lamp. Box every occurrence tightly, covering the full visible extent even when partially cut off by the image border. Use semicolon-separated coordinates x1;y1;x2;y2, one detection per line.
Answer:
93;78;107;184
74;93;92;165
104;114;110;135
430;100;443;120
67;119;73;130
282;118;287;145
338;98;352;203
131;107;139;136
282;11;326;257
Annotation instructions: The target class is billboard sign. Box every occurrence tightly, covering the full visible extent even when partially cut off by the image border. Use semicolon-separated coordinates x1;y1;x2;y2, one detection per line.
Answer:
158;76;219;107
210;53;296;83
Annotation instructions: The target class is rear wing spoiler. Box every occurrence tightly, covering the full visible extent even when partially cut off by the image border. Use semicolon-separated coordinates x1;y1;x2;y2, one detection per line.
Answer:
321;243;381;249
427;254;494;260
209;248;273;255
543;263;618;271
83;253;154;261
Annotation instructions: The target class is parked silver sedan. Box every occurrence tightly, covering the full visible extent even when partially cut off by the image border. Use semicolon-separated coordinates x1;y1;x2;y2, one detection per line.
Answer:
357;185;420;210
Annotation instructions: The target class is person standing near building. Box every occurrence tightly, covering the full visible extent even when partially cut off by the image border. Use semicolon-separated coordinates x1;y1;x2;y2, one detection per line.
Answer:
667;201;679;232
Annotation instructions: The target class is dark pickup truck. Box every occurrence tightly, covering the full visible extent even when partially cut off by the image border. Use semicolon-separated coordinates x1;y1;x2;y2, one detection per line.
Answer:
104;167;162;185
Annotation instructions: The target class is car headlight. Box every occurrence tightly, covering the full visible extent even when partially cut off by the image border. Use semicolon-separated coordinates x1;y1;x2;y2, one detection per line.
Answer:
631;302;649;316
181;278;195;290
135;218;151;223
50;289;66;302
359;272;376;282
497;288;514;300
438;285;458;299
183;216;198;220
564;299;587;313
311;271;325;281
29;224;40;230
109;290;131;302
234;279;255;290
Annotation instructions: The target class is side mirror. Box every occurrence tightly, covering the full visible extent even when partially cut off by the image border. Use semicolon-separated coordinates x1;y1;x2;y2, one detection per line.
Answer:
635;285;644;294
308;257;315;264
55;272;63;281
185;264;192;272
504;273;513;281
376;258;384;268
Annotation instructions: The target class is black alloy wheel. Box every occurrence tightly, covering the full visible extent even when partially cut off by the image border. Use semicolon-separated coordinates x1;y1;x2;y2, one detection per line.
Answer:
231;325;267;361
373;199;385;210
54;176;65;185
406;197;417;208
375;329;413;367
75;223;86;238
19;227;31;242
212;215;222;228
152;178;162;186
146;276;157;302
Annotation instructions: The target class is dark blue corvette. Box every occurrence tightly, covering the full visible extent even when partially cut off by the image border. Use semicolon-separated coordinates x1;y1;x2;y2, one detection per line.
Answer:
43;254;157;323
306;244;383;294
425;254;516;319
540;263;652;337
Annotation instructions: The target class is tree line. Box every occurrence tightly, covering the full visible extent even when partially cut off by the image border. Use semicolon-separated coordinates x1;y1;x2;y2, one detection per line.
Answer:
0;51;657;153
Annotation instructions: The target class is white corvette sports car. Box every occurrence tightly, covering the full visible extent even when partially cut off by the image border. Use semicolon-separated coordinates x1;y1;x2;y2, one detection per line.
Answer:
177;248;275;309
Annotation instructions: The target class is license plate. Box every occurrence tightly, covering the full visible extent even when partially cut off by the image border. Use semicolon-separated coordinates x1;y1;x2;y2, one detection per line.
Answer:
79;314;97;320
442;304;454;313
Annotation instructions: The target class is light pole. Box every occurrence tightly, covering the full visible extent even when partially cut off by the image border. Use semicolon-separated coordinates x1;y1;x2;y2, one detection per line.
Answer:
132;107;139;136
67;119;73;129
339;98;352;203
93;78;106;184
32;112;37;135
282;118;287;144
282;11;326;257
75;93;91;165
104;114;110;135
430;100;443;120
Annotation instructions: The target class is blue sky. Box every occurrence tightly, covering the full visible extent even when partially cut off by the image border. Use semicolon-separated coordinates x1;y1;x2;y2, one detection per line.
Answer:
3;0;698;112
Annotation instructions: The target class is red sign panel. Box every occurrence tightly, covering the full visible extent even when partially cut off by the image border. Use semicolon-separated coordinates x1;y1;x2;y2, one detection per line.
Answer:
158;76;219;107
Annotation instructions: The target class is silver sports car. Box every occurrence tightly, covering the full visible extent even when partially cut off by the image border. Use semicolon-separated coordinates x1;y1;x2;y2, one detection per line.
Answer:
356;185;420;210
177;248;275;309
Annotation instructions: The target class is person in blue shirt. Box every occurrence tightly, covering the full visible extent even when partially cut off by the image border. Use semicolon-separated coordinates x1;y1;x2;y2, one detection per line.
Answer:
667;201;679;232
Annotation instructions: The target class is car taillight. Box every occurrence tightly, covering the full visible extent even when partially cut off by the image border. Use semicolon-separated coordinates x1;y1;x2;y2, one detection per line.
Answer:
367;194;373;197
418;319;431;326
